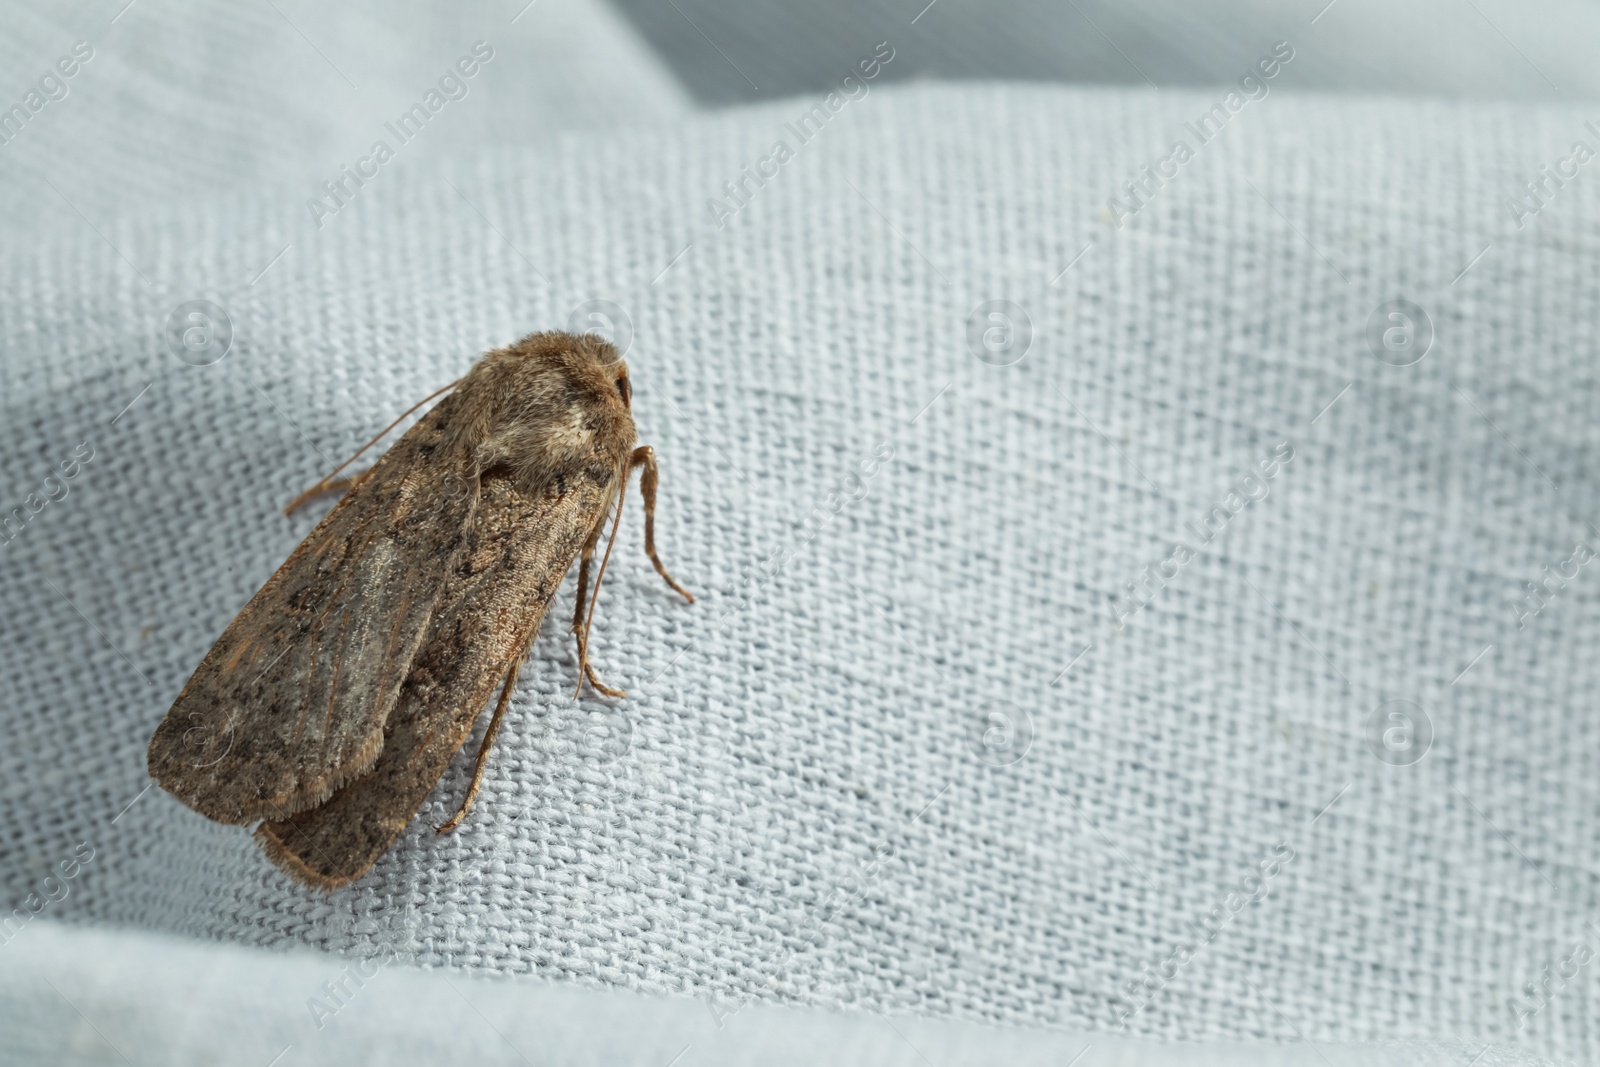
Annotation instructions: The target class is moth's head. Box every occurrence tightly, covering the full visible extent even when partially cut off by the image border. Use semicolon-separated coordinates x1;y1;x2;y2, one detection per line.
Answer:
488;330;632;412
465;331;639;488
548;330;631;412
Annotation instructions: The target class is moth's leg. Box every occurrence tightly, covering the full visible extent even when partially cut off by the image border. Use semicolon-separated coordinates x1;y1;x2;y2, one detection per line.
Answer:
583;659;625;699
571;518;605;643
576;630;626;699
284;468;375;516
629;446;695;603
571;517;626;698
436;656;524;834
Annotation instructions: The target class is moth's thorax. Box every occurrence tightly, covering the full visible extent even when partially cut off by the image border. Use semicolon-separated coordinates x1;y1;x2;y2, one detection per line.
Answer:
451;330;637;494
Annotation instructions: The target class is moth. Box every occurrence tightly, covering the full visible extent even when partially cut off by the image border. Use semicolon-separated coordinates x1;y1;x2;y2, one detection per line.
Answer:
147;331;692;890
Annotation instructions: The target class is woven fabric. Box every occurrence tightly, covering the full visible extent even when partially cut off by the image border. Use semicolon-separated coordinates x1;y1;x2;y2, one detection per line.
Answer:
1;919;1562;1067
1;11;1597;1064
0;0;691;239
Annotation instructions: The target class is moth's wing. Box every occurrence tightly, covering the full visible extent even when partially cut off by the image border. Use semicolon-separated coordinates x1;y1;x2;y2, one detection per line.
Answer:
254;466;612;889
148;395;478;824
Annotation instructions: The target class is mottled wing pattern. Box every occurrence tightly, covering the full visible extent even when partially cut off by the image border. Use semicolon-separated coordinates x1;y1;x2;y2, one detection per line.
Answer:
255;466;612;889
148;395;478;824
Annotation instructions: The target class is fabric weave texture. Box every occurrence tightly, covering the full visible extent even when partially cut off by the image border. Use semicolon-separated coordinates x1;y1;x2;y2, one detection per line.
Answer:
0;5;1595;1064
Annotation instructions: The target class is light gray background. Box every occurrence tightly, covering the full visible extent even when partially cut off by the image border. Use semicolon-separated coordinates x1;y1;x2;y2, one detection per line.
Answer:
1;2;1596;1065
611;0;1600;103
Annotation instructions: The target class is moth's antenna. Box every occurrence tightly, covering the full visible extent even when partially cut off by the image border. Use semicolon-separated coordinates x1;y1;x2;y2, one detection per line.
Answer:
284;377;462;515
574;469;628;698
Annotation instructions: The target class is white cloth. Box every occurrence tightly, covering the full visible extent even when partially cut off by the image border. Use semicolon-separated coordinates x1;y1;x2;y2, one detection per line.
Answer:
1;920;1556;1067
0;4;1594;1065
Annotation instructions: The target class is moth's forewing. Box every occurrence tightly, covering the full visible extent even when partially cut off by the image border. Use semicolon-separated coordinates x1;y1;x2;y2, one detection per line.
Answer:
255;468;613;889
147;396;478;824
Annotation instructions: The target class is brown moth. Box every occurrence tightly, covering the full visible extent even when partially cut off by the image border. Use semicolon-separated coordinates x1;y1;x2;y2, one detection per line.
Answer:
146;331;692;890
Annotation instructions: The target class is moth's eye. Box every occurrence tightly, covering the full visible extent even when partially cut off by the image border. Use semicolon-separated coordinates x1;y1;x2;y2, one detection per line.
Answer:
616;376;631;406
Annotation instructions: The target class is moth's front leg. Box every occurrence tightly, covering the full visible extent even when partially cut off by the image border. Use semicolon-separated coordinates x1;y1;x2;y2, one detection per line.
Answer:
571;512;625;698
630;445;694;603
